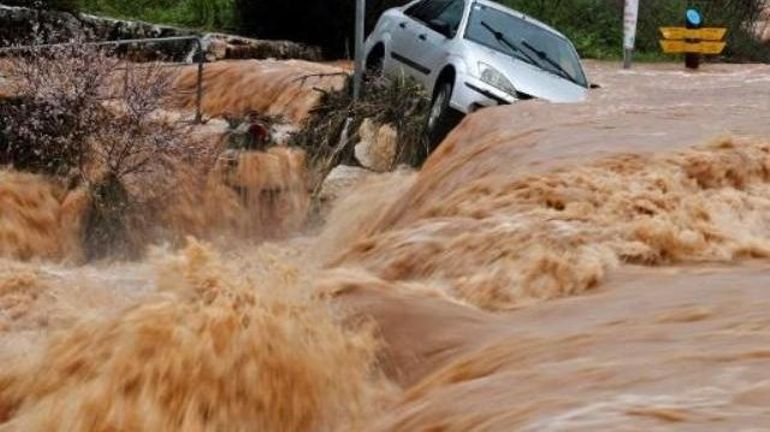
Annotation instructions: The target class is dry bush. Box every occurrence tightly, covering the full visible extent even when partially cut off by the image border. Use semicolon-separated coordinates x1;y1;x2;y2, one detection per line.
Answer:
0;39;118;178
0;36;212;259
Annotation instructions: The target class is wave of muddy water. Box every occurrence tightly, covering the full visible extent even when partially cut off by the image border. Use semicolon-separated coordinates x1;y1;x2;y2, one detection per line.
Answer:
1;61;770;431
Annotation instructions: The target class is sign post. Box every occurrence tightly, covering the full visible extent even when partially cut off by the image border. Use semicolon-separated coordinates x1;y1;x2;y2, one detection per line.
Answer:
684;8;702;69
623;0;639;69
659;9;727;70
353;0;366;101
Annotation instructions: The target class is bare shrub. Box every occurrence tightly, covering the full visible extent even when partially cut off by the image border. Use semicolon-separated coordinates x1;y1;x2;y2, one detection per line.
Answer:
0;36;209;259
1;40;118;177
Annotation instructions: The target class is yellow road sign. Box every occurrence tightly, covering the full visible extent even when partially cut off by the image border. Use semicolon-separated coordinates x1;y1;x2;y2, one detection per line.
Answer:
660;40;727;54
659;27;727;41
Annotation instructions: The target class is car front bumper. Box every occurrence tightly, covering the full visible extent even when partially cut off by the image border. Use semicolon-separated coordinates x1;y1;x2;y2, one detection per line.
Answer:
450;74;518;113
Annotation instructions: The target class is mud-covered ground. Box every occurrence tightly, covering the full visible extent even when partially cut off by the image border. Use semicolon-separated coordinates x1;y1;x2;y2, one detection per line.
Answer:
1;60;769;431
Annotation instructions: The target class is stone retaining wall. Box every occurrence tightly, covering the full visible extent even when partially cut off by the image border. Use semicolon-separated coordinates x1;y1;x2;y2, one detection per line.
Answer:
0;4;322;62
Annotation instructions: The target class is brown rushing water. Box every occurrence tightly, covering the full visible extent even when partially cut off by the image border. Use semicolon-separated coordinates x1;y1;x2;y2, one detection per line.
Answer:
1;61;770;431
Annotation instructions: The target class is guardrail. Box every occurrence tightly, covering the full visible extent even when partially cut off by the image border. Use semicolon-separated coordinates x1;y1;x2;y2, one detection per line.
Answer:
0;36;205;123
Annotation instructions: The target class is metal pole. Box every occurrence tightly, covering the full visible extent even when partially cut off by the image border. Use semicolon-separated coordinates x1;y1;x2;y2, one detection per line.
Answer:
0;35;206;54
194;37;204;124
623;0;639;69
353;0;366;101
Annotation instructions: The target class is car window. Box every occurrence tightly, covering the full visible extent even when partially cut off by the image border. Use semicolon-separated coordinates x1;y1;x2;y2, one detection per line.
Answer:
433;0;464;34
406;0;460;26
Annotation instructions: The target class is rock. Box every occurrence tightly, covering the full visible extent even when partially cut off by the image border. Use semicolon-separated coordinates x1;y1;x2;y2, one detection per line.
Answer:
354;119;398;172
205;37;228;61
209;33;322;61
318;165;374;205
271;123;299;145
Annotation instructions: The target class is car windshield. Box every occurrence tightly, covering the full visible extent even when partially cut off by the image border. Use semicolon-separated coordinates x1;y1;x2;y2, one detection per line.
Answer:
464;3;588;87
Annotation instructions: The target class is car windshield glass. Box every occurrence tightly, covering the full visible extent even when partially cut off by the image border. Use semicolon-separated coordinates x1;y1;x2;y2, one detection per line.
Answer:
407;0;464;34
464;3;587;87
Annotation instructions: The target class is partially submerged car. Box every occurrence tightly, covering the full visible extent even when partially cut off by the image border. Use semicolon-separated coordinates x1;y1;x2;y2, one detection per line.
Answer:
365;0;590;141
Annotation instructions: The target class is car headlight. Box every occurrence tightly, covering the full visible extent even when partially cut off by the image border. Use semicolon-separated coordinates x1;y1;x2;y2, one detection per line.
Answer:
478;62;516;96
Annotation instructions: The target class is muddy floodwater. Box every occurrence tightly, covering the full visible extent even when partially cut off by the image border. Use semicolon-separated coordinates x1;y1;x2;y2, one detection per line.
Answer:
1;61;770;431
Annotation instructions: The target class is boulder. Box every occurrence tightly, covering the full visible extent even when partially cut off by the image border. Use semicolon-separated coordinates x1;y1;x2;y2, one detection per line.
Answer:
318;165;374;205
354;119;398;172
204;37;228;61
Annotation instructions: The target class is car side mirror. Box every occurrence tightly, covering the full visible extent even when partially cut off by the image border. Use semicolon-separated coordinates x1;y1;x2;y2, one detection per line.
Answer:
428;19;453;38
590;83;601;89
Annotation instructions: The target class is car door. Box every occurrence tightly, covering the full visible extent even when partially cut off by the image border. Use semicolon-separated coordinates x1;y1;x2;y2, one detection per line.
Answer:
385;2;423;77
389;0;457;83
406;0;465;93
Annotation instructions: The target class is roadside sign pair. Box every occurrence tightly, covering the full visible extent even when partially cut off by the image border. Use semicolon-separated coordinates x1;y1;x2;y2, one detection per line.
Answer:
659;27;727;55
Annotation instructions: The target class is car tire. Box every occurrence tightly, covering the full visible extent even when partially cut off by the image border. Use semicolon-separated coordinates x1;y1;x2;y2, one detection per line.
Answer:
365;46;385;77
426;81;463;147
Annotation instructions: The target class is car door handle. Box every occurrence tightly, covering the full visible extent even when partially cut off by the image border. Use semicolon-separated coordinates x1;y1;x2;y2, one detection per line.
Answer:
418;34;427;41
399;22;407;29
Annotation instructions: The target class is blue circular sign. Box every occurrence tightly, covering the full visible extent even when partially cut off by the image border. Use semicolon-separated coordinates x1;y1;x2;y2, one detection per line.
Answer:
686;9;702;26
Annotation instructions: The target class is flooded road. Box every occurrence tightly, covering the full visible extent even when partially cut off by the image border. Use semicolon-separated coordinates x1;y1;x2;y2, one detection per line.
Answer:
1;61;770;431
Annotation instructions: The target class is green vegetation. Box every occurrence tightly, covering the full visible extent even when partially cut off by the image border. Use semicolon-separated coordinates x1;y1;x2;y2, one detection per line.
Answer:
502;0;769;62
21;0;770;61
502;0;624;60
79;0;235;30
232;0;769;61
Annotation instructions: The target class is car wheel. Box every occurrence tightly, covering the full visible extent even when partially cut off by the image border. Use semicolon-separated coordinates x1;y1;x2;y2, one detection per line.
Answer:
426;81;462;147
365;46;385;77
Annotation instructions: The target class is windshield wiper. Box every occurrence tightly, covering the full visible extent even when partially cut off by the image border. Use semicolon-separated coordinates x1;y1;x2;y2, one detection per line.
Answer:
479;21;538;67
520;39;580;86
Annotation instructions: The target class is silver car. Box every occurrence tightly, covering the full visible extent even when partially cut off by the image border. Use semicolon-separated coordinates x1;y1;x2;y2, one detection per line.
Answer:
365;0;590;141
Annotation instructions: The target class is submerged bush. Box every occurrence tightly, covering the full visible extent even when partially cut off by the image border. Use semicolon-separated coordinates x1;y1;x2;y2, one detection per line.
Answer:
1;38;208;259
290;74;431;192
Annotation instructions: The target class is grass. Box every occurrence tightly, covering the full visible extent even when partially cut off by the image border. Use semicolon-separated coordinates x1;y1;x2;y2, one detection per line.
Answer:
79;0;236;31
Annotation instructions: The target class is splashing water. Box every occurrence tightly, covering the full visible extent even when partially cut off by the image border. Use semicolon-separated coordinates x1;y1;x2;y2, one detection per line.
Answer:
333;137;770;310
1;61;770;431
165;147;310;243
173;60;347;123
0;240;385;432
0;171;86;262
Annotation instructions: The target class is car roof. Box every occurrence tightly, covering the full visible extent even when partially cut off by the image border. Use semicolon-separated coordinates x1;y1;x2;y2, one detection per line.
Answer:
472;0;569;40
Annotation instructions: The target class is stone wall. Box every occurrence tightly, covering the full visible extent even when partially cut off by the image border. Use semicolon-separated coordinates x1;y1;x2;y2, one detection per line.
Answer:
0;4;322;62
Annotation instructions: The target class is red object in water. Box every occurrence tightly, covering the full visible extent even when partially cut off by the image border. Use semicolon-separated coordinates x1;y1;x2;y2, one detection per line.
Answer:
248;123;270;142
